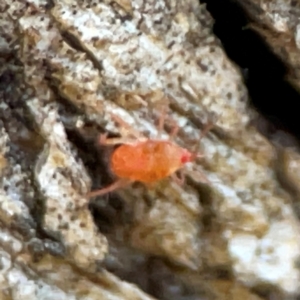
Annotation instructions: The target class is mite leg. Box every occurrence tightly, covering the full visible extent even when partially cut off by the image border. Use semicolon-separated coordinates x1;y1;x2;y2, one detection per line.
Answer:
168;118;180;140
192;120;215;156
87;178;132;198
156;105;168;138
110;113;142;139
171;170;185;186
155;104;179;139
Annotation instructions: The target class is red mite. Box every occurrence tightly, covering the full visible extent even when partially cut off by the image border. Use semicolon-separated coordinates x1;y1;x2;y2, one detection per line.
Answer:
87;112;213;198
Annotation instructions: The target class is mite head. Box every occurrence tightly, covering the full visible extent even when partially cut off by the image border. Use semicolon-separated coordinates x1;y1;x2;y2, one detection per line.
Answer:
180;148;204;165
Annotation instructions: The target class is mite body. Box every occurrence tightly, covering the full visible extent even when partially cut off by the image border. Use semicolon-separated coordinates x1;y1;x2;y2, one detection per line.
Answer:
111;139;192;183
87;111;213;198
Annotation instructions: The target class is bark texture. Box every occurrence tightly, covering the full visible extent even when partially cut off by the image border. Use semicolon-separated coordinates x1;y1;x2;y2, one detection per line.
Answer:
0;0;300;299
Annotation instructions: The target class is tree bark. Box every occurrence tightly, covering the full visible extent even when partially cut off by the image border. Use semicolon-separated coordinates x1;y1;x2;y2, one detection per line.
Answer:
0;0;299;299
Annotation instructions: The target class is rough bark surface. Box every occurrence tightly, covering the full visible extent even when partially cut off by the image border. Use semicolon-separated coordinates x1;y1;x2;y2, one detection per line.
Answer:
1;0;300;299
236;0;300;92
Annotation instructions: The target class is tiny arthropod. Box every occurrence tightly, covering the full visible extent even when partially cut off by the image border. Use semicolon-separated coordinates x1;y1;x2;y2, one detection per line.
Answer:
87;110;213;198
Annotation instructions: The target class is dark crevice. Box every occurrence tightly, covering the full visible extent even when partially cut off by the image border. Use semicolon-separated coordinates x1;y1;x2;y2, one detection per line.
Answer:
202;0;300;141
63;126;129;233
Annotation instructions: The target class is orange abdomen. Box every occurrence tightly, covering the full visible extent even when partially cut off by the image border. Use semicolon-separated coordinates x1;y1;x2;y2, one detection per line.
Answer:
110;140;183;183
